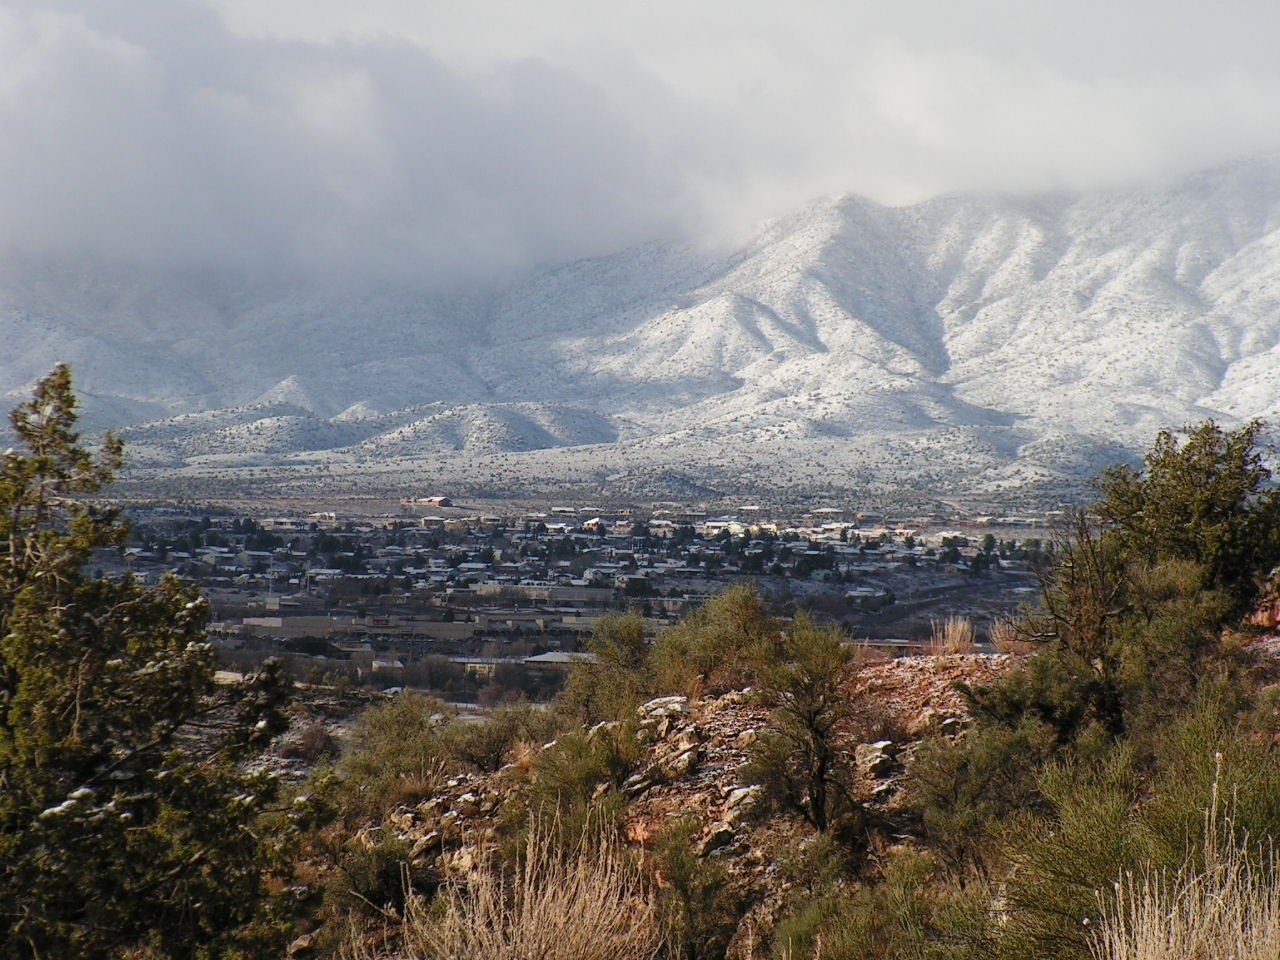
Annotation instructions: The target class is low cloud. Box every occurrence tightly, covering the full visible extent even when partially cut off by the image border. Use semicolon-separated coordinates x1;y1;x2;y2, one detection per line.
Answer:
3;0;1280;288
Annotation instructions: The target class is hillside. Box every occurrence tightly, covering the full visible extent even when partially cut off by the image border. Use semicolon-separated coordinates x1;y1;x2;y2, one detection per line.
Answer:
6;156;1280;499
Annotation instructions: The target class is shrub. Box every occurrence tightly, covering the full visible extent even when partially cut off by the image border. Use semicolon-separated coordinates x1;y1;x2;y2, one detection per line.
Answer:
649;584;780;696
908;719;1057;875
996;694;1280;960
1094;419;1280;617
771;849;995;960
745;616;860;835
438;703;559;774
281;722;339;762
929;616;977;655
337;695;450;817
559;612;654;723
653;815;743;960
497;722;643;859
323;829;434;920
990;616;1034;654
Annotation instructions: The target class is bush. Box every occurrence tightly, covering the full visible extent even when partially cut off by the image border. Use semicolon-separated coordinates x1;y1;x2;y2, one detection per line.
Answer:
337;695;450;817
653;816;744;960
1093;806;1280;960
559;612;654;724
1094;419;1280;617
649;584;780;696
908;719;1057;875
323;829;435;920
439;704;559;774
281;722;339;762
771;849;995;960
996;693;1280;960
493;721;643;861
745;616;860;836
929;616;977;655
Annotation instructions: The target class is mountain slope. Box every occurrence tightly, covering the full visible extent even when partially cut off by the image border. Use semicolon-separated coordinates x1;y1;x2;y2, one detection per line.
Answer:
5;156;1280;499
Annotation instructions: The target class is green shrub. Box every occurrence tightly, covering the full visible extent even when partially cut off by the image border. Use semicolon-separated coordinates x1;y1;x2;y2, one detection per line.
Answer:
771;849;995;960
528;724;642;810
649;584;780;696
653;816;744;960
996;693;1280;960
323;829;435;920
908;718;1058;875
337;694;450;817
559;612;654;723
438;704;560;773
496;722;643;861
744;616;860;836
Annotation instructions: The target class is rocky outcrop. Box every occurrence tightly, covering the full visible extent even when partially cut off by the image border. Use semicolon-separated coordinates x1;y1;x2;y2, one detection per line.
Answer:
343;653;1015;958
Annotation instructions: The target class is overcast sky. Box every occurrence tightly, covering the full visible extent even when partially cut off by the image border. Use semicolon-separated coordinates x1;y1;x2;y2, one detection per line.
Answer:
3;0;1279;287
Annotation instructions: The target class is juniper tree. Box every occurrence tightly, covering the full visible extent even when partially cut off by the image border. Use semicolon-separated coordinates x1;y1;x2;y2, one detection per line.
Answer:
1094;419;1280;615
0;366;292;959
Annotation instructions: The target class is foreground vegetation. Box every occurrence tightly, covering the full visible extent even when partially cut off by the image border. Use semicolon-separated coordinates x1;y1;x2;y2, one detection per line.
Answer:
4;367;1280;959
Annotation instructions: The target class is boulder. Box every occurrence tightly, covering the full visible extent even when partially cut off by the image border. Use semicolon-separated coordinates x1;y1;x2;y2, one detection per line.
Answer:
855;740;900;778
697;822;737;856
638;696;688;720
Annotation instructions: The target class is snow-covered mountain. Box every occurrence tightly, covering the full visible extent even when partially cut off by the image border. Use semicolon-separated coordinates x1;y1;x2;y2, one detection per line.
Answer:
6;156;1280;501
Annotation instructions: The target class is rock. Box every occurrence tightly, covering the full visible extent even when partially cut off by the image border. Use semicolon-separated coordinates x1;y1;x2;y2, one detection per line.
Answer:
438;810;461;840
939;716;966;736
697;823;737;856
723;785;762;823
855;740;900;778
417;797;446;818
907;707;938;737
587;720;620;741
674;727;704;752
622;772;656;798
625;819;657;846
410;831;441;857
286;933;315;956
441;848;475;876
661;747;701;778
725;785;761;810
454;793;480;818
638;696;688;720
734;728;759;749
870;780;898;802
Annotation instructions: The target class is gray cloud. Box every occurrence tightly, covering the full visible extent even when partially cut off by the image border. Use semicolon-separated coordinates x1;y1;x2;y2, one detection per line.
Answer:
3;0;1280;287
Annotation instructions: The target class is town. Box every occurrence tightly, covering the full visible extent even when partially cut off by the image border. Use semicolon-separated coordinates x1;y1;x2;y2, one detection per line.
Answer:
100;496;1055;703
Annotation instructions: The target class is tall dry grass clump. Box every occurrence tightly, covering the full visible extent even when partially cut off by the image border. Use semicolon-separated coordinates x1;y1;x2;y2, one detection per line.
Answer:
989;616;1034;654
928;615;977;654
401;819;666;960
1092;780;1280;960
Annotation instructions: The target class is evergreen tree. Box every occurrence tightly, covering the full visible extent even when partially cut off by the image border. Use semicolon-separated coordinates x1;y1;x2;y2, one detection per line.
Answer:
0;366;292;959
1095;419;1280;614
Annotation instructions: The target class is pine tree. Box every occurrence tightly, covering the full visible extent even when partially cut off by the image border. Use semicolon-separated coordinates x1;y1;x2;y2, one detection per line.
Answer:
0;366;292;958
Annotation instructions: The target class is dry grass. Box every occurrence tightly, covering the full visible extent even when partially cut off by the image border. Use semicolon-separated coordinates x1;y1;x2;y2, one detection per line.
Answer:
928;616;977;655
1092;789;1280;960
989;616;1035;655
398;820;667;960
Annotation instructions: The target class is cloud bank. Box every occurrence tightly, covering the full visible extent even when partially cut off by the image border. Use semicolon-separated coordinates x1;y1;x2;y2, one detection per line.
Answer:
3;0;1280;287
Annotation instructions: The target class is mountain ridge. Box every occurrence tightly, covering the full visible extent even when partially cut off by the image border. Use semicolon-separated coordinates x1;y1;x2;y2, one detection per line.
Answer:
7;156;1280;499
